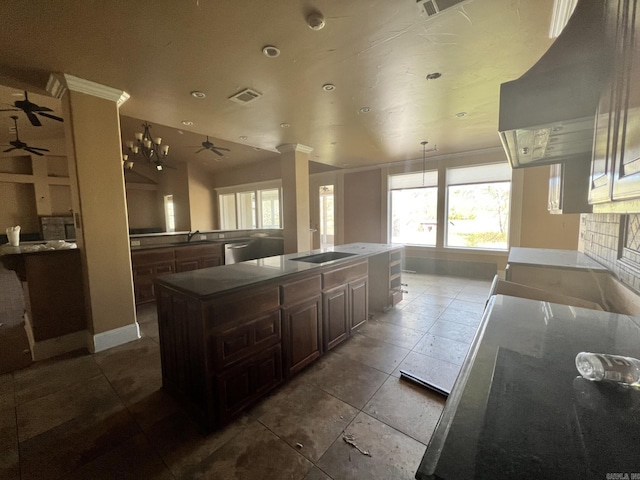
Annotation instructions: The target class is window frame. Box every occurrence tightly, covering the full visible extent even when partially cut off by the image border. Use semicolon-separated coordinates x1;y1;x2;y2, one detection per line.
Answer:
216;180;283;230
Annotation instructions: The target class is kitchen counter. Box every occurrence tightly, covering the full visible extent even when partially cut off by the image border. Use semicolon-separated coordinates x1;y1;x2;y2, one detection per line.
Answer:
507;247;608;272
155;242;400;298
417;294;640;479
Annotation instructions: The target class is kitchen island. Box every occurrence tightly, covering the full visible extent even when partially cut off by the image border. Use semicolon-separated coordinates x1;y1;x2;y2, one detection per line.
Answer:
154;242;403;430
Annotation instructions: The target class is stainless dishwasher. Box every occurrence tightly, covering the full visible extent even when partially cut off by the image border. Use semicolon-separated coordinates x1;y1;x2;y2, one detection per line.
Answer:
224;241;253;264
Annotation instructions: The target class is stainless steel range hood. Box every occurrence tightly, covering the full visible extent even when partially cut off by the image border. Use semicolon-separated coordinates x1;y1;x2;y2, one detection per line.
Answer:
499;0;610;168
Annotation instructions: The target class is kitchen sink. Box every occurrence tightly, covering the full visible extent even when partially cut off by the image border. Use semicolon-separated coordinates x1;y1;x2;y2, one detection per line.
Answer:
290;251;357;264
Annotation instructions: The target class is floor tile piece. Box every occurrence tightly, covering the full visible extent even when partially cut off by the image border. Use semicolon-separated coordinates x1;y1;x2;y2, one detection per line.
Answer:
391;351;461;393
13;353;101;405
333;333;410;374
191;420;312;480
364;376;445;445
447;299;486;314
376;309;437;333
0;448;19;480
19;403;139;480
356;319;425;350
437;307;483;327
300;352;388;409
147;410;251;477
399;302;447;317
316;412;426;480
0;374;14;410
0;403;19;480
428;320;478;343
304;466;334;480
252;382;358;462
64;433;173;480
455;291;489;304
410;294;454;308
16;374;125;443
136;303;158;324
412;334;470;366
139;319;160;343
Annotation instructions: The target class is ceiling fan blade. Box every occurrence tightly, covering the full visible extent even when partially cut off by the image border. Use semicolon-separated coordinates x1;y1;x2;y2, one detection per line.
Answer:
37;112;64;122
25;111;42;127
3;147;17;153
30;105;54;112
195;148;205;153
24;147;45;156
211;148;224;156
215;146;230;152
28;146;50;151
0;108;20;112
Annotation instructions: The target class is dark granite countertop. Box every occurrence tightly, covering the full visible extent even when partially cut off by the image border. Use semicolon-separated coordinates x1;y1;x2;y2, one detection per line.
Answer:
417;294;640;479
130;236;284;252
154;242;401;298
508;247;608;272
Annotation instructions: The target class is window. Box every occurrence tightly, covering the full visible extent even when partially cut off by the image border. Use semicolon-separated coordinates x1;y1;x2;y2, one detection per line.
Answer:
164;195;175;232
218;183;282;230
389;171;438;246
445;163;511;250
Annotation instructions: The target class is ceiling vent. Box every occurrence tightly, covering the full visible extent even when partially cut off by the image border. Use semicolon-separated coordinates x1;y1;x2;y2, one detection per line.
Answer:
416;0;470;18
228;88;262;105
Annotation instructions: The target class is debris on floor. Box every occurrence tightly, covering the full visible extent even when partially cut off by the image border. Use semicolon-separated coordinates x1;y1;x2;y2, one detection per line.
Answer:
295;442;303;449
342;433;371;456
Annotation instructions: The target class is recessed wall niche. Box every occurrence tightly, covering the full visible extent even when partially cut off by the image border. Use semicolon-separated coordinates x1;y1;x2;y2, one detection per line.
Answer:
0;155;32;175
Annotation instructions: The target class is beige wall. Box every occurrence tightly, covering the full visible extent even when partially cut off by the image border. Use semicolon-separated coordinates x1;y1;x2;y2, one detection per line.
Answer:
344;169;384;244
519;165;580;249
0;182;39;234
187;162;215;230
212;157;281;188
125;188;162;229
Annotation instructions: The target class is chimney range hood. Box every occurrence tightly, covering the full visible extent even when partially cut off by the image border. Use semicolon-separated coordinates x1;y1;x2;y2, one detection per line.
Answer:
499;0;610;168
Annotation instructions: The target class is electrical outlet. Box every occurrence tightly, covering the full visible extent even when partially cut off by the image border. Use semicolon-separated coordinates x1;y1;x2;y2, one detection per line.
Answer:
219;233;225;239
199;234;207;240
131;240;141;247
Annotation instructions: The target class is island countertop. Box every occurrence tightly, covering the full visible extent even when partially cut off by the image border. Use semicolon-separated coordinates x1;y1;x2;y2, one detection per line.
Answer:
154;242;401;298
507;247;608;272
417;294;640;479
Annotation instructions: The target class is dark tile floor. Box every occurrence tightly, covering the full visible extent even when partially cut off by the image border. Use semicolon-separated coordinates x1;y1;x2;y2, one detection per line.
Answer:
0;273;491;480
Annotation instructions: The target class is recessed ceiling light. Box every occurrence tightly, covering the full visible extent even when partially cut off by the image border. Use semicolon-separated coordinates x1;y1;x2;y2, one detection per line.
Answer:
11;92;24;97
262;45;281;58
254;147;261;151
190;91;206;99
359;107;371;113
181;120;194;126
322;83;336;92
330;142;337;146
455;112;467;117
426;72;442;80
239;136;248;140
280;123;290;128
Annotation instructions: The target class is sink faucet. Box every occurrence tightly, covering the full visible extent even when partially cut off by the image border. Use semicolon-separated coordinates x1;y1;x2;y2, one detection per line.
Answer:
187;230;200;243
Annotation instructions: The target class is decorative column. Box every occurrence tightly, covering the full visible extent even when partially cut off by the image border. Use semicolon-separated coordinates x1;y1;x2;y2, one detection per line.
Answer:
278;144;313;254
47;74;139;352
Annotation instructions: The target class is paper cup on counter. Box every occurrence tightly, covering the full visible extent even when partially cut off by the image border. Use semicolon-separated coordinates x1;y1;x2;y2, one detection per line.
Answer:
6;226;20;246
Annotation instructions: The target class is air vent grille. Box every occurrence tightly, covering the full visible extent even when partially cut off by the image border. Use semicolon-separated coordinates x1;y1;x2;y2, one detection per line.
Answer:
228;88;262;105
417;0;470;18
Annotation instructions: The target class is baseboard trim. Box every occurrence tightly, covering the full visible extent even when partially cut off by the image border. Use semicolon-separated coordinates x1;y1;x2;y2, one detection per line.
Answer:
89;323;140;353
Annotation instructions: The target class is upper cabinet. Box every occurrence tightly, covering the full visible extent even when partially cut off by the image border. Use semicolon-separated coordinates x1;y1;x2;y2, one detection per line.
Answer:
549;162;592;214
590;0;640;205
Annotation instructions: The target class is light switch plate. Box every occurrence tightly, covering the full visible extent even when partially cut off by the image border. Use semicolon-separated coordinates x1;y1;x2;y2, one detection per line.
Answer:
199;234;207;240
131;240;141;246
219;233;225;238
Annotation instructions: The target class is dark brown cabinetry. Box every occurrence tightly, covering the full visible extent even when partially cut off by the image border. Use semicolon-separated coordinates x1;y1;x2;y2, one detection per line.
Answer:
369;248;403;312
131;243;224;304
590;0;640;204
281;275;323;376
322;260;368;351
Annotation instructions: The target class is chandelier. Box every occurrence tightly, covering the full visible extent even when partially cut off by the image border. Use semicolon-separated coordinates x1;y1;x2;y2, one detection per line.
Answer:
124;122;169;171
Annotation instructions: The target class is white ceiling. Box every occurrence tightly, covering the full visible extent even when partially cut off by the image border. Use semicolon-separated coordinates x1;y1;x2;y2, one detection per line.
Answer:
0;0;557;172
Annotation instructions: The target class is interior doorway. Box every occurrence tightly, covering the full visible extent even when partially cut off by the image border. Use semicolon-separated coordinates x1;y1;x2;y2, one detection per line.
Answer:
319;185;334;249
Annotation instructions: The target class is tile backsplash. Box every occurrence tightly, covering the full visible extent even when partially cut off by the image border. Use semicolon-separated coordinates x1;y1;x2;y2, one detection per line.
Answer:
580;213;640;293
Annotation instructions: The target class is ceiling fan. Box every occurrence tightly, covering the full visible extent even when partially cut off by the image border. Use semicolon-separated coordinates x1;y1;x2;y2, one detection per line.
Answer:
0;91;64;127
2;116;49;156
196;136;230;156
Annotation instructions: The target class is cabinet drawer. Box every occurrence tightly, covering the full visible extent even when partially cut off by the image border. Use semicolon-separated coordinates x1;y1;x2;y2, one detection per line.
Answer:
390;249;402;263
131;248;175;267
175;243;222;260
205;285;280;329
212;310;281;370
281;275;321;306
391;289;403;306
322;260;368;290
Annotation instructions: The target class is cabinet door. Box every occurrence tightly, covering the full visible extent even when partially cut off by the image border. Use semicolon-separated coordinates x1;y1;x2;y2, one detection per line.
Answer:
215;344;282;423
612;0;640;199
282;296;322;376
349;277;368;332
201;256;222;268
176;259;199;272
323;284;349;351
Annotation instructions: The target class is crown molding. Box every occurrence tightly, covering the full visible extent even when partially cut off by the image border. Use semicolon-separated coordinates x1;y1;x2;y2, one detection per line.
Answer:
47;73;130;107
276;143;314;154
